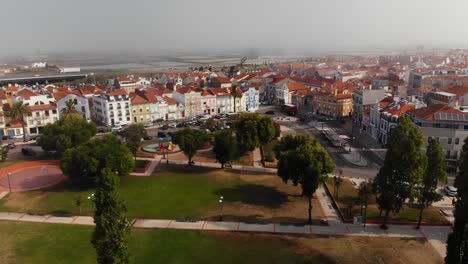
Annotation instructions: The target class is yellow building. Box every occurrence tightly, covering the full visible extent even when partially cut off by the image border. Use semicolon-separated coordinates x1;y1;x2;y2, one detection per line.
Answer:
130;92;151;124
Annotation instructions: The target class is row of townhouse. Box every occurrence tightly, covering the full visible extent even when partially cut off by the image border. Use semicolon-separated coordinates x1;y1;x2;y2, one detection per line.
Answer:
0;85;96;137
92;85;260;126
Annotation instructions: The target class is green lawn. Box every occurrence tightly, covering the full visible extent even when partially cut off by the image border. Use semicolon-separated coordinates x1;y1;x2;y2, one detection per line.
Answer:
0;166;243;219
134;159;149;169
326;178;449;224
0;220;443;264
0;221;303;264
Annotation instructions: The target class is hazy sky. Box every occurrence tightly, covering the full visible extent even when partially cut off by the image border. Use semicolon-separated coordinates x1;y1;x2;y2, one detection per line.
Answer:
1;0;467;56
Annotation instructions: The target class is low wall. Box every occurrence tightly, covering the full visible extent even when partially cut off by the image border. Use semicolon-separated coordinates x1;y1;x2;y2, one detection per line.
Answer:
133;160;153;174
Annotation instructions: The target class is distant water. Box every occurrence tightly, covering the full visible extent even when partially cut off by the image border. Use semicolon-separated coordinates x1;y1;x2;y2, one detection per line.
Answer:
80;61;189;70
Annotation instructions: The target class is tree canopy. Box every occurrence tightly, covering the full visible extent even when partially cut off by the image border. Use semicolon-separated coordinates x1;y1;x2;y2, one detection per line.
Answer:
372;116;426;228
92;168;130;264
173;128;209;165
417;137;446;229
121;124;147;160
61;134;134;185
275;135;335;223
212;130;237;168
10;101;31;142
446;138;468;263
236;113;277;151
38;113;97;155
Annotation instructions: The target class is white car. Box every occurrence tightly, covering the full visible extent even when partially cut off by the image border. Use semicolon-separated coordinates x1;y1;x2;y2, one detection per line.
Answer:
444;186;458;197
169;123;177;128
13;134;24;139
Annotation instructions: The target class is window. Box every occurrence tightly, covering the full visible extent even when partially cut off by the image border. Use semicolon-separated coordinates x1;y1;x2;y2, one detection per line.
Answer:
127;117;130;121
454;151;458;159
435;137;439;142
455;138;460;144
446;150;451;159
52;110;57;114
448;138;452;144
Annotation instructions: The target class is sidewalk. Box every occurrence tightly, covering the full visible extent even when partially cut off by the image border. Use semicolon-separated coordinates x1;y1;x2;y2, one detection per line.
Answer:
0;210;449;258
165;159;277;174
132;157;162;176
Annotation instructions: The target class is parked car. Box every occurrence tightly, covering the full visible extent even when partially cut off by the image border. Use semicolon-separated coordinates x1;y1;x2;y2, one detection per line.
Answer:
11;134;24;139
444;186;458;197
169;123;177;128
157;132;166;138
160;125;169;130
97;127;107;133
2;135;8;140
265;110;275;115
144;123;152;128
30;135;41;141
176;123;186;128
7;143;16;149
153;118;164;124
21;147;36;156
143;136;153;140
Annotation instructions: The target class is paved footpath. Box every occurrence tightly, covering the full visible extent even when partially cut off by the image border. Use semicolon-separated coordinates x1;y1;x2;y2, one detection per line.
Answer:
0;186;451;259
165;159;277;174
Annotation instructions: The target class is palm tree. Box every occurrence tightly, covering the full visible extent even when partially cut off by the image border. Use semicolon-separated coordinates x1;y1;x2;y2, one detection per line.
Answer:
63;99;78;115
231;85;242;113
10;101;31;142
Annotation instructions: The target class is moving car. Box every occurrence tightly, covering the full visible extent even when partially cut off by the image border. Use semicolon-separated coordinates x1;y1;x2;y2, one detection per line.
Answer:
444;186;458;197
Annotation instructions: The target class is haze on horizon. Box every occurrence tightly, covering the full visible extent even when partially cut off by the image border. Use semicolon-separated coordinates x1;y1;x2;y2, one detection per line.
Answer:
1;0;468;57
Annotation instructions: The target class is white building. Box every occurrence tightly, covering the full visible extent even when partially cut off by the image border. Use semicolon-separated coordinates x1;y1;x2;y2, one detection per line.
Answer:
53;92;91;121
210;88;232;114
200;89;217;116
93;89;132;126
243;87;260;112
172;86;202;118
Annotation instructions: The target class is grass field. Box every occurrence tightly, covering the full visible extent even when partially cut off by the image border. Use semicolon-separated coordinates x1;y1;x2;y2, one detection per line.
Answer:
0;165;324;224
326;178;449;224
0;221;442;264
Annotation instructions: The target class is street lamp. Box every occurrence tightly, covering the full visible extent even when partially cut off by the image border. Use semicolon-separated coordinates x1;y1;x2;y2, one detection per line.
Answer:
7;172;12;193
219;196;224;221
362;205;367;227
87;193;95;211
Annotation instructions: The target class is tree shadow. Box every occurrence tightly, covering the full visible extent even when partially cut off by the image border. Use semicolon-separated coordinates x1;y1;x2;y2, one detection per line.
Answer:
214;184;289;209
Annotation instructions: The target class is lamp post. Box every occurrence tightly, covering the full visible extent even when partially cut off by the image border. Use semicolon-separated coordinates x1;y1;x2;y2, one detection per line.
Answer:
362;205;367;227
87;193;95;212
218;196;224;221
7;172;12;192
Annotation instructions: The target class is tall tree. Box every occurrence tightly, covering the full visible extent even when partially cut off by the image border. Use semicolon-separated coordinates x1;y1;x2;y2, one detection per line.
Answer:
121;124;147;161
358;181;372;226
236;113;277;151
63;99;78;115
92;168;130;264
173;128;209;165
276;135;335;224
38;113;97;155
231;85;242;113
10;101;31;142
61;135;134;185
417;138;447;229
446;138;468;264
212;130;236;168
373;116;426;229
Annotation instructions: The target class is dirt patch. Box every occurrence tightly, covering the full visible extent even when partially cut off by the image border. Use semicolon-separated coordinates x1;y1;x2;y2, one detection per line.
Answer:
205;173;325;224
0;192;46;212
293;235;442;264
